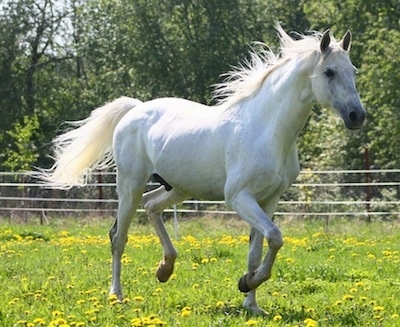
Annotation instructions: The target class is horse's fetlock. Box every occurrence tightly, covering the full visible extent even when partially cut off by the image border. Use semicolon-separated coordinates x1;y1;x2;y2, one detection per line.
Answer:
238;274;253;293
164;252;178;263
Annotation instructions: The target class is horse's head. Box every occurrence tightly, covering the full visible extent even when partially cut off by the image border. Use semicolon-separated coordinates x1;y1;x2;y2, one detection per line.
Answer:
311;30;366;130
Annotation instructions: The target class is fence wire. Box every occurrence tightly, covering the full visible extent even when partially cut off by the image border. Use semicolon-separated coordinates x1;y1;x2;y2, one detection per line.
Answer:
0;170;399;220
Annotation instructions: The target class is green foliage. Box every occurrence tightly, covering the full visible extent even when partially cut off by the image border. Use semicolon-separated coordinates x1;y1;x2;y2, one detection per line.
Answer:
1;217;399;326
358;26;400;168
3;115;40;172
0;0;399;171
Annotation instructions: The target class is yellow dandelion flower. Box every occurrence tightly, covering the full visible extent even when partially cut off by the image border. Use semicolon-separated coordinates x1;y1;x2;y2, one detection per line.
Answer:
373;306;384;312
151;317;167;325
134;296;144;302
216;301;224;308
245;319;258;325
33;318;46;325
55;318;67;325
392;314;399;319
304;318;318;327
16;320;27;325
343;294;354;301
108;294;118;301
52;310;64;317
181;309;191;317
273;315;282;321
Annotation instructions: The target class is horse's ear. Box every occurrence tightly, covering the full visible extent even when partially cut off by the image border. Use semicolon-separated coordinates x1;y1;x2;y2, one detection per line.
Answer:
339;30;352;52
320;29;331;53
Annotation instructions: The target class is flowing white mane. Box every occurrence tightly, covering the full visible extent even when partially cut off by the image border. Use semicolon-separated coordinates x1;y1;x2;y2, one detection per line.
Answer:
213;25;334;109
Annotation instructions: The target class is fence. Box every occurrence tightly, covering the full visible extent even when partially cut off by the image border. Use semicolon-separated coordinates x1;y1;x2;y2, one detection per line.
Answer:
0;170;399;221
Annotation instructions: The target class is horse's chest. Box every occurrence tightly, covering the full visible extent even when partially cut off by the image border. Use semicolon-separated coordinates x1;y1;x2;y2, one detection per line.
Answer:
253;171;293;203
247;154;299;203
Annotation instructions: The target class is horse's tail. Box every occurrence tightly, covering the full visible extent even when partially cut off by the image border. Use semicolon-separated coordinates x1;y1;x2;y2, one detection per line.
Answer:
36;96;143;188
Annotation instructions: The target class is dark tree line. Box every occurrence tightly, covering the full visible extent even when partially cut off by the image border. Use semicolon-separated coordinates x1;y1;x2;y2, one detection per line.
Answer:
0;0;399;172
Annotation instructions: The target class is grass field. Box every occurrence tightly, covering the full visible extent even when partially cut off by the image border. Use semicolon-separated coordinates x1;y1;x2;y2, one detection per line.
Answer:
1;216;399;327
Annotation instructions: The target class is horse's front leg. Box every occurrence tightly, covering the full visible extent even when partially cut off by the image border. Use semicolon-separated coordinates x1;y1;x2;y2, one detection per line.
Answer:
243;227;265;315
230;193;283;314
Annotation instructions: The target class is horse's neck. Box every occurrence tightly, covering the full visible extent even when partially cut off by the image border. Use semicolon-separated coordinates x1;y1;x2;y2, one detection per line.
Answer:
242;54;317;147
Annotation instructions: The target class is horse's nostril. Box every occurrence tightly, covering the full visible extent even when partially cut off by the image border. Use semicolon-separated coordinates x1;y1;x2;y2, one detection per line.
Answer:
349;111;358;122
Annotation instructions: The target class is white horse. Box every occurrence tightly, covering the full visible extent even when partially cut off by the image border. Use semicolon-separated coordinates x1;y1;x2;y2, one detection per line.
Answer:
37;25;366;315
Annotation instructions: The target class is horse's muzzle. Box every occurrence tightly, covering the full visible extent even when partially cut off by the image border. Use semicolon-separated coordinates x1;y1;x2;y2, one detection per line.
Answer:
343;105;366;130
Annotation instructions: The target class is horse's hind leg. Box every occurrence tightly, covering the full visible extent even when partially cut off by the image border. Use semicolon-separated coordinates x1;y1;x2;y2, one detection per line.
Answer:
109;175;146;299
142;186;183;282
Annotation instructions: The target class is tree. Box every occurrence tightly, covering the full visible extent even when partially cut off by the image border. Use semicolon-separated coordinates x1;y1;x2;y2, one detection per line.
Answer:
0;0;398;172
0;0;73;170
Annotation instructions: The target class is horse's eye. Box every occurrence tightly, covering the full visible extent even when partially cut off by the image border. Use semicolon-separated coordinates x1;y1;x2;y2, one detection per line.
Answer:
324;68;335;78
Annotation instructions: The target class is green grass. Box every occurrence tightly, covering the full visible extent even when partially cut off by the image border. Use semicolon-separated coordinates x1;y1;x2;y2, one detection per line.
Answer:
1;216;399;327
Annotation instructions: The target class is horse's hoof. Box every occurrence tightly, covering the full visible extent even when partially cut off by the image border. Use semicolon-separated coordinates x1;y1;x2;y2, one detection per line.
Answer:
156;270;170;283
244;305;268;317
238;275;252;293
156;260;173;283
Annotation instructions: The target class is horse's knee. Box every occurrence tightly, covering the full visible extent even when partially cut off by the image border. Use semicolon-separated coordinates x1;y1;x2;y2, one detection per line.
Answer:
110;232;128;256
267;226;283;250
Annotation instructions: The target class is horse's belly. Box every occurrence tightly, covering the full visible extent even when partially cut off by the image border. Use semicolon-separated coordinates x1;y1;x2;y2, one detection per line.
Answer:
155;160;227;200
155;143;227;199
